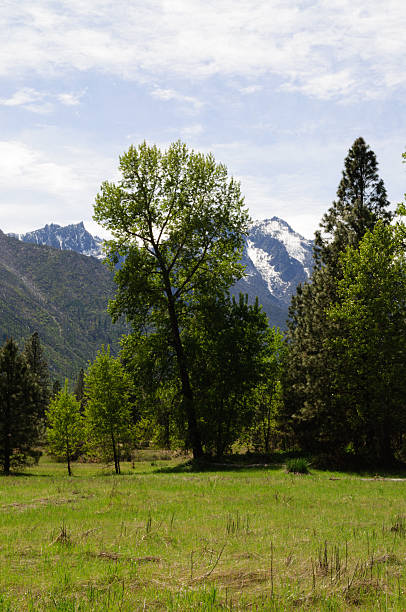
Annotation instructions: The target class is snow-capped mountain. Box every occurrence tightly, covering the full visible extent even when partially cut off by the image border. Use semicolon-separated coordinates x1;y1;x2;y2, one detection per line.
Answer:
10;217;314;328
244;217;313;305
9;222;104;258
232;217;313;327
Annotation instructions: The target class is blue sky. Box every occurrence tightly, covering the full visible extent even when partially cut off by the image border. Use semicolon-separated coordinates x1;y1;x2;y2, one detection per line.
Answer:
1;0;405;239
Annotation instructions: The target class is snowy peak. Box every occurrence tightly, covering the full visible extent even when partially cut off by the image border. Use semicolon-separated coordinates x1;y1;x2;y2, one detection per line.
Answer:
10;217;314;328
10;222;104;259
241;217;313;306
250;217;312;271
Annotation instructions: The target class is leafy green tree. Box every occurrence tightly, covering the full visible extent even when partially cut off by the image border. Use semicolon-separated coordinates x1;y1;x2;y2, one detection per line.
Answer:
120;331;179;449
84;346;134;474
0;338;41;474
46;380;83;475
327;218;406;465
282;138;392;460
93;141;249;458
243;338;285;454
185;294;279;456
23;331;50;419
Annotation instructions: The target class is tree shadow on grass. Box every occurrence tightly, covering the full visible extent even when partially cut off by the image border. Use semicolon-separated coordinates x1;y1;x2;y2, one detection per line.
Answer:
154;453;289;474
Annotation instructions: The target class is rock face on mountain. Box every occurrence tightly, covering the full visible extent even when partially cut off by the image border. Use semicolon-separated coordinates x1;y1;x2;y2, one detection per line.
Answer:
10;222;103;258
233;217;313;327
10;217;314;329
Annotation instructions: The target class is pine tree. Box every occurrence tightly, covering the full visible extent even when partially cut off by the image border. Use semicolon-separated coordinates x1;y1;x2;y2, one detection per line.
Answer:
23;332;50;419
314;137;392;269
0;338;42;474
282;138;392;461
73;368;86;413
52;380;62;398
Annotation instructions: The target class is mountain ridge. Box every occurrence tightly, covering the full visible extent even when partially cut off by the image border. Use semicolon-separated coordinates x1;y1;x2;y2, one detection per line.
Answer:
9;217;314;328
0;230;126;380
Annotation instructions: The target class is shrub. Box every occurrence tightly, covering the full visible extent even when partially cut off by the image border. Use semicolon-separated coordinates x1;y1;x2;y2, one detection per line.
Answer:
285;457;310;474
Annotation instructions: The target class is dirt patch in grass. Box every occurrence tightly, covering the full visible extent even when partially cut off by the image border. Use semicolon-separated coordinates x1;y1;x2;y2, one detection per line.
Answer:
85;551;162;564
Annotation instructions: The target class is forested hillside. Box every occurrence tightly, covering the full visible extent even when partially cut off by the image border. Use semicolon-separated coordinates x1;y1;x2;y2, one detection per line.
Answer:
0;230;126;380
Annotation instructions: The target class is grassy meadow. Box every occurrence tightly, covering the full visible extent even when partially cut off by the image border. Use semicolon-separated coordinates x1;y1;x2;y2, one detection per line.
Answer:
1;453;406;610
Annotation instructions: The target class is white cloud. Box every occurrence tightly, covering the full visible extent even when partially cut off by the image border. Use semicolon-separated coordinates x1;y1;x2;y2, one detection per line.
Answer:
0;87;53;114
179;123;204;139
0;87;85;113
0;139;118;234
151;88;203;111
240;85;263;95
0;140;84;194
0;88;42;107
57;91;85;106
0;1;405;101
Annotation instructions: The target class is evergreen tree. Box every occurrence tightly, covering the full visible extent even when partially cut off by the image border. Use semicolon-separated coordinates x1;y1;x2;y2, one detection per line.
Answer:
282;138;392;461
0;338;42;474
314;137;392;268
73;368;86;413
46;380;84;476
23;332;50;419
52;380;62;398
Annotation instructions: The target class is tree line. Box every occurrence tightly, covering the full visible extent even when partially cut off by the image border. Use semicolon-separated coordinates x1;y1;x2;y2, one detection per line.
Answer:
0;138;405;473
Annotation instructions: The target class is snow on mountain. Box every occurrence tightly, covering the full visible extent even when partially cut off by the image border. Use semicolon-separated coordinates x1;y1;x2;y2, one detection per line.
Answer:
10;222;104;259
232;217;314;327
9;217;314;328
245;217;313;305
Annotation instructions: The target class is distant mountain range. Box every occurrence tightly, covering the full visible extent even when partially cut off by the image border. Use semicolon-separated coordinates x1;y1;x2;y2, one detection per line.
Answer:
9;218;314;328
0;230;126;381
9;222;103;258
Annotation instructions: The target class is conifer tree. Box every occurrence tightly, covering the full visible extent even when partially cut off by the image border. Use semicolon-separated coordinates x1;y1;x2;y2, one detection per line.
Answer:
23;332;50;419
282;138;392;460
73;368;86;413
52;380;62;398
0;338;41;474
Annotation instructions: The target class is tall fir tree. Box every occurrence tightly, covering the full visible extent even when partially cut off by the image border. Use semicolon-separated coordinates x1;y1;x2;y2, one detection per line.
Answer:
23;332;50;419
0;338;42;474
73;368;86;413
281;138;392;461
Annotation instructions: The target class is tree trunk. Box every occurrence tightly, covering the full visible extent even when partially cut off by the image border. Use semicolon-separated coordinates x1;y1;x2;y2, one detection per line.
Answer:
3;394;11;475
111;431;119;474
66;441;72;477
3;434;10;476
163;281;203;459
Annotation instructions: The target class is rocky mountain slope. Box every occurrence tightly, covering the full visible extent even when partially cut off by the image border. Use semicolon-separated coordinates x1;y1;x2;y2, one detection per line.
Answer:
233;218;313;327
9;222;103;258
10;217;314;329
0;231;126;380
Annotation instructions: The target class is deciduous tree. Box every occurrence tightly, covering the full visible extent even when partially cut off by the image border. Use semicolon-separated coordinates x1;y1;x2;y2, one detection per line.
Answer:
46;380;83;475
93;141;249;458
84;346;134;474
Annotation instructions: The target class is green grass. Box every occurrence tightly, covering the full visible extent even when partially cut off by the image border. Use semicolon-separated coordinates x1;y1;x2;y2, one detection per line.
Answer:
1;455;406;610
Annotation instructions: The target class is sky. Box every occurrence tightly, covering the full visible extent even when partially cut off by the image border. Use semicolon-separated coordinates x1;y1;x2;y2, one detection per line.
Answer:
1;1;405;240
